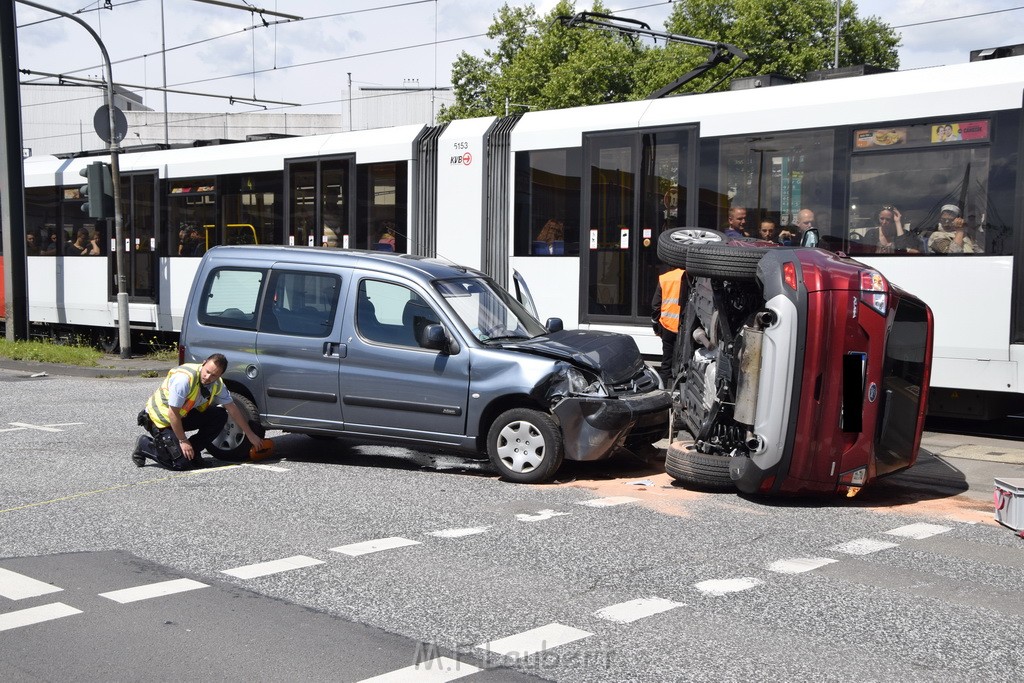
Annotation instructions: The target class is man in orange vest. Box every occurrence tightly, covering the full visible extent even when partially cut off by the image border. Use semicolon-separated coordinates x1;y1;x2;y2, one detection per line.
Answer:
652;267;685;386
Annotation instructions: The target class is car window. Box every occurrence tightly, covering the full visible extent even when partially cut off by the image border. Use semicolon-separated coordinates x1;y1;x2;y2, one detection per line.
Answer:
357;279;439;348
198;267;265;330
260;270;340;338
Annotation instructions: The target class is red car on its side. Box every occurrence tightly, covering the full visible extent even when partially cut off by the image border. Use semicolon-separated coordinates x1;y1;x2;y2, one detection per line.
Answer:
657;229;934;497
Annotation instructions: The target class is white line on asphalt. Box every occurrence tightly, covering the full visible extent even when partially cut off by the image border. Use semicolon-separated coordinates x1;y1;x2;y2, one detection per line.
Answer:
593;597;684;623
8;422;84;432
693;577;763;596
221;555;325;579
357;657;481;682
515;509;571;522
0;567;63;600
425;526;490;538
99;578;209;604
576;496;639;508
830;538;900;555
478;623;593;659
884;523;952;540
246;464;290;472
0;603;82;632
330;537;422;557
767;557;839;574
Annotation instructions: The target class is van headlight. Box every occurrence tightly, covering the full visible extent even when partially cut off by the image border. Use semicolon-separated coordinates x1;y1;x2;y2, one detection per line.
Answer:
566;367;608;396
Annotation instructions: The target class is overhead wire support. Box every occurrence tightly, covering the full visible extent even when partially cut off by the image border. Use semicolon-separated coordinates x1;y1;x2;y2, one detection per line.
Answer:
557;11;748;99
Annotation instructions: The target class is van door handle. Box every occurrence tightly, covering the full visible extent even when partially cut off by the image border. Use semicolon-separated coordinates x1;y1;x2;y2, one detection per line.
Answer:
323;342;347;358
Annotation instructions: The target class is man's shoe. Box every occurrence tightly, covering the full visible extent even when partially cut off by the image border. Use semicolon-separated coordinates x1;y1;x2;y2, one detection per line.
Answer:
131;435;149;467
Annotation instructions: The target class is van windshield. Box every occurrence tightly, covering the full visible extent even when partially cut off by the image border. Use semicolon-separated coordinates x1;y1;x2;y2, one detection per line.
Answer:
434;277;549;343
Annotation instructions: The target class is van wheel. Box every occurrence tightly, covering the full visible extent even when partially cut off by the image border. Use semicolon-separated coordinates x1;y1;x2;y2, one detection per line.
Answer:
657;228;728;268
487;408;563;484
207;393;264;461
664;441;735;490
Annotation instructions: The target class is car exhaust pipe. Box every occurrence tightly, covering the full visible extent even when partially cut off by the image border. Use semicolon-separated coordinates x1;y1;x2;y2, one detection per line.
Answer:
734;325;764;425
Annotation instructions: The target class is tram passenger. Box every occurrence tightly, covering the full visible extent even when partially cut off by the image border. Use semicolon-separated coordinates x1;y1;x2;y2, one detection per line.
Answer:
778;208;816;246
723;206;748;238
862;206;920;254
25;232;40;256
64;228;91;256
757;219;779;243
86;229;103;255
533;218;565;254
42;231;59;256
928;213;981;254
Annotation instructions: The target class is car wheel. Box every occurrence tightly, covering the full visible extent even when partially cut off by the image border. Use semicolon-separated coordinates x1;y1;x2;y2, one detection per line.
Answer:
487;408;564;484
664;441;734;490
684;242;769;281
657;228;728;268
206;392;265;461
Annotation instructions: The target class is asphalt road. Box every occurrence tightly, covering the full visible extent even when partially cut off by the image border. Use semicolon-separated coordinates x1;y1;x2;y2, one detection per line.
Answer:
1;368;1023;682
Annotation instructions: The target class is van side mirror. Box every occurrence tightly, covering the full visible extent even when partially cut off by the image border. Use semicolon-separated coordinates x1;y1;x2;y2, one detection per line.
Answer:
801;228;819;248
545;317;563;333
423;323;455;353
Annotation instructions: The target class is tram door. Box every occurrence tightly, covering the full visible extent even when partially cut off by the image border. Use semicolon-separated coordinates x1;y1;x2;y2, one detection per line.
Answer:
582;128;694;325
114;171;158;302
285;156;355;249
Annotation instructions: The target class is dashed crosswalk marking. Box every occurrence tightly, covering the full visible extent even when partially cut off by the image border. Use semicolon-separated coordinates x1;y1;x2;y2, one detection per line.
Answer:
0;421;85;434
0;602;82;632
221;555;324;579
358;657;481;682
830;538;900;555
0;567;63;600
478;623;593;659
693;577;763;596
884;523;952;540
425;526;490;538
767;557;839;574
246;464;290;472
515;509;570;522
593;597;684;623
99;578;208;604
330;537;422;557
576;496;639;508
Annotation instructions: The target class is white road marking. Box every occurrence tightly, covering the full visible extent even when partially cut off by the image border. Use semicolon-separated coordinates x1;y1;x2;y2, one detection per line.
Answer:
693;577;763;596
246;464;290;472
221;555;324;579
0;567;63;600
425;526;490;538
330;537;422;557
478;623;593;659
830;538;900;555
593;597;684;623
884;523;952;540
358;657;481;682
576;496;639;508
0;602;82;631
99;578;208;604
0;421;85;433
767;557;839;574
515;509;570;522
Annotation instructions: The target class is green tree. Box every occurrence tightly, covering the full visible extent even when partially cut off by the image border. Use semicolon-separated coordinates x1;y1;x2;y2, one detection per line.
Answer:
440;0;900;122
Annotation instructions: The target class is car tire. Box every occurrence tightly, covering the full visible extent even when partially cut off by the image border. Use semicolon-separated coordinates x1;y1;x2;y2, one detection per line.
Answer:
206;392;265;461
487;408;564;484
684;242;769;281
664;441;734;490
657;228;729;268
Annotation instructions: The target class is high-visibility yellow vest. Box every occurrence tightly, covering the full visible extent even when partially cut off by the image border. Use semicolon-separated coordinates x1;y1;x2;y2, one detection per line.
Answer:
146;363;224;428
658;269;684;334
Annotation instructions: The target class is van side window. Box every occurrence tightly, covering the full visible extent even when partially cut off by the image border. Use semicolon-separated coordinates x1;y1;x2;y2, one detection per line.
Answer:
198;267;265;330
357;279;439;348
260;271;341;338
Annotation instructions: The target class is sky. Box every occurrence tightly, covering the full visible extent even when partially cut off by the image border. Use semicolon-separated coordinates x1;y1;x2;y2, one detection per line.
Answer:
13;0;1024;116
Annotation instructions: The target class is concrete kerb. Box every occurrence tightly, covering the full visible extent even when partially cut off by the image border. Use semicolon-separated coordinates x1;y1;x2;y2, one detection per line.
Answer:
0;356;173;378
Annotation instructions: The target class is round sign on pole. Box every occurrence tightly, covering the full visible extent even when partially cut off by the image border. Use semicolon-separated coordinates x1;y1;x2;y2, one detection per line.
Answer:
93;104;128;144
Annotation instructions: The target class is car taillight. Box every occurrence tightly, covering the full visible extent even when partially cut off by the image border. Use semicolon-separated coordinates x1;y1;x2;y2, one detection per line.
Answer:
859;270;888;316
838;466;868;497
783;262;798;290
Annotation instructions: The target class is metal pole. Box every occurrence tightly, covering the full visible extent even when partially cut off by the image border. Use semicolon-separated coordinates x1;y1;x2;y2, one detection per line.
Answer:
347;72;352;131
834;0;841;68
1;0;28;341
160;0;168;145
17;0;131;357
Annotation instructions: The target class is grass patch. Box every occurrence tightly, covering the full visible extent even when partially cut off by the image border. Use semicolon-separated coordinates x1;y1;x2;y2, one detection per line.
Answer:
0;338;102;366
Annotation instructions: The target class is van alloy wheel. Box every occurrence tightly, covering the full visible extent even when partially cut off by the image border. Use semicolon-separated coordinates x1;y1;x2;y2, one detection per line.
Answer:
206;392;265;461
487;408;564;484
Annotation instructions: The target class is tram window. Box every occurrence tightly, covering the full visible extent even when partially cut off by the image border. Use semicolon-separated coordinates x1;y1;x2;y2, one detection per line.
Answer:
25;187;59;256
357;162;409;253
705;130;835;242
513;149;581;256
849;120;1000;255
168;179;216;257
221;171;282;249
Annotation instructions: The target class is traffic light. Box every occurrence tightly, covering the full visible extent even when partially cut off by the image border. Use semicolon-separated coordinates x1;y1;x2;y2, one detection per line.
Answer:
80;161;114;218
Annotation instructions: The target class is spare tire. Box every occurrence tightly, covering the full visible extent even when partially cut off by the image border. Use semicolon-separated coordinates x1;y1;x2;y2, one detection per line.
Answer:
684;242;770;281
657;228;729;268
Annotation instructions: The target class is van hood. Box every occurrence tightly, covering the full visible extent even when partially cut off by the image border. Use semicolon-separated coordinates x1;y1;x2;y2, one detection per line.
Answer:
500;329;645;385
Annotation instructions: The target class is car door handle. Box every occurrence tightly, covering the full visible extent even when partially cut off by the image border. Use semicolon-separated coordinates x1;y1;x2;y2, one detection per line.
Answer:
323;342;347;358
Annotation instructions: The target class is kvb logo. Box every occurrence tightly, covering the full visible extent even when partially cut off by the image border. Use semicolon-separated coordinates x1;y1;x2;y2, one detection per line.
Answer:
450;152;473;165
